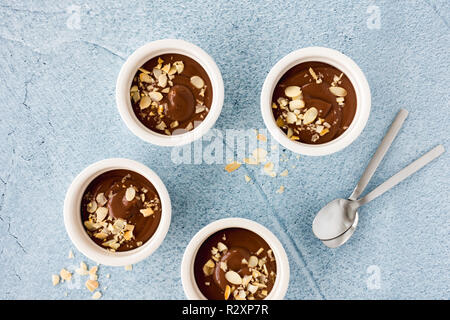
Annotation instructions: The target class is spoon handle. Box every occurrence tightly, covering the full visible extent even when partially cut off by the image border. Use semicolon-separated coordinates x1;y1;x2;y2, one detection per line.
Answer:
357;145;445;206
349;109;408;200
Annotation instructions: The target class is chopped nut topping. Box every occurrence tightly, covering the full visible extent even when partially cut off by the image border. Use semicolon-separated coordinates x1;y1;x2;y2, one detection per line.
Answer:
225;161;241;173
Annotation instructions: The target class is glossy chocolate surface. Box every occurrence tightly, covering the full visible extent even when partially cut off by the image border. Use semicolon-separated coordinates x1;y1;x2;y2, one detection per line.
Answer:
194;228;277;300
81;170;162;251
272;61;357;144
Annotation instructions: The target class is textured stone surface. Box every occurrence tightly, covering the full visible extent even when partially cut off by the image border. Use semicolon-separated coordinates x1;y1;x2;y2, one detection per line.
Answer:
0;0;449;299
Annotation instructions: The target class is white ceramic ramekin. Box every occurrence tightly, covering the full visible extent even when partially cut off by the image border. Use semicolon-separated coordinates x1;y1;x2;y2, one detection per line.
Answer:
181;218;290;300
116;39;224;146
261;47;371;156
64;158;171;266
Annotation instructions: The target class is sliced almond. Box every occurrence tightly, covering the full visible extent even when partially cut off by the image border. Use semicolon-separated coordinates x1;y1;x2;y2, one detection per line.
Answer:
125;264;133;271
60;269;72;281
52;274;60;286
149;91;163;102
303;107;318;125
95;207;108;222
86;200;97;214
125;187;136;201
280;169;288;177
225;270;242;285
284;86;301;98
85;280;98;292
158;73;167;87
217;242;228;252
248;255;258;268
92;291;102;300
173;61;184;74
224;285;231;300
329;86;347;97
155;121;167;131
190;76;204;89
140;207;154;217
96;193;107;206
248;284;258;294
286;112;297;124
289;99;305;110
139;73;152;83
139;96;151;109
225;161;241;173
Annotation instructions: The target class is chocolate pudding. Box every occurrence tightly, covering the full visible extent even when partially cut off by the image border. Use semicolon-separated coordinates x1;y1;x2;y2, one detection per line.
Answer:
194;228;277;300
272;62;356;144
130;54;212;135
81;170;162;252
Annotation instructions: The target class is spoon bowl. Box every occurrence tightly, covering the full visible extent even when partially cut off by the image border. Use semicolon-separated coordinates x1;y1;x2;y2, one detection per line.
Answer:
321;211;359;248
312;198;358;240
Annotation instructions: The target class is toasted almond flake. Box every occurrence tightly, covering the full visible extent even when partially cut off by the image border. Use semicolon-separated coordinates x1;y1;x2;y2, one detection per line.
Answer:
280;169;288;177
155;121;167;131
153;67;162;78
125;187;136;202
272;102;278;109
190;76;204;89
86;200;97;213
170;121;179;128
89;266;98;275
276;185;285;194
92;291;102;300
95;193;107;206
329;86;347;97
285;86;301;98
173;61;184;74
162;63;171;74
95;206;108;222
248;284;258;294
244;175;251;183
286;112;297;124
123;230;133;241
185;122;194;131
138;67;150;74
85;280;99;292
68;250;74;259
131;91;140;103
60;269;72;281
220;262;228;272
263;162;274;175
303;107;318;125
149;91;163;102
140;207;154;217
52;274;60;286
124;264;132;271
289;99;305;110
309;67;318;80
248;255;258;268
139;96;151;109
256;248;264;255
158;73;167;87
195;105;206;114
224;285;231;300
225;161;241;173
256;133;267;142
225;271;242;285
217;242;228;252
139;73;152;83
320;128;329;136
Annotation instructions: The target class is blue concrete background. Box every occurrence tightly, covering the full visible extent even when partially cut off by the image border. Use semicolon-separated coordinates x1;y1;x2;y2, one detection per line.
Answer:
0;0;449;299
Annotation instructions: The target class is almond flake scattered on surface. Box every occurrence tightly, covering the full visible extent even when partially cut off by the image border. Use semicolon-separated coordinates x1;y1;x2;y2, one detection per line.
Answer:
92;291;102;300
225;161;241;173
60;268;72;281
244;175;251;183
52;274;60;286
125;264;133;271
256;133;267;142
68;250;74;259
280;169;288;177
276;185;285;194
